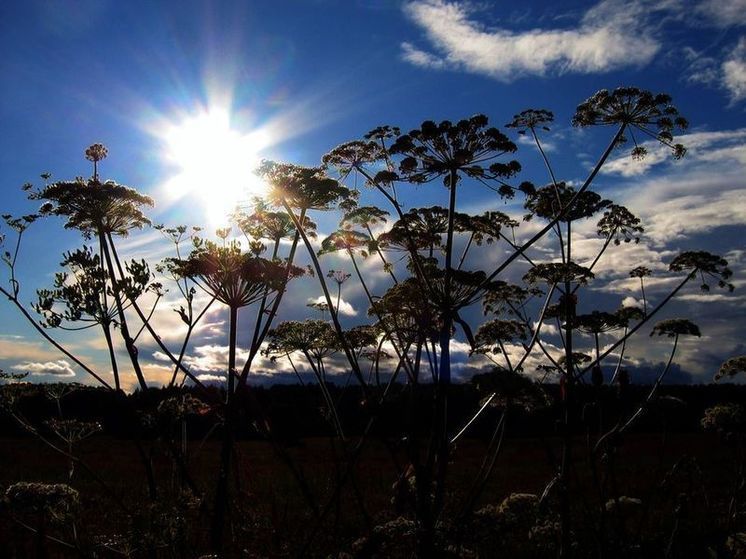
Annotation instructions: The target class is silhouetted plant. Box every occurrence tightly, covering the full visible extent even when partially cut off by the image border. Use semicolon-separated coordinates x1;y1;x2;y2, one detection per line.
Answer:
714;356;746;382
169;234;304;548
0;86;739;558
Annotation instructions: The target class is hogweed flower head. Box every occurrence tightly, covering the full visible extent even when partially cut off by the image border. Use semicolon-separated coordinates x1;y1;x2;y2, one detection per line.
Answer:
714;356;746;382
5;482;79;523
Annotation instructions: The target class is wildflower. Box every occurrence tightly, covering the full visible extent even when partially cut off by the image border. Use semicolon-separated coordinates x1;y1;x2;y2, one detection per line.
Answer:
389;114;519;190
702;403;745;434
84;143;108;163
572;87;688;159
713;356;746;382
5;482;79;523
669;250;734;292
650;318;701;338
523;262;595;286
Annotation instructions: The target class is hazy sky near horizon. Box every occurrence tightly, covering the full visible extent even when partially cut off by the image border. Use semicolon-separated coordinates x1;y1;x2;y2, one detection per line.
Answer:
1;0;745;389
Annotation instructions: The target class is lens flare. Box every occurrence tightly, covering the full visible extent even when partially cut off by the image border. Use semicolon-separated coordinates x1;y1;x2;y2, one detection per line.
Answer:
160;108;269;226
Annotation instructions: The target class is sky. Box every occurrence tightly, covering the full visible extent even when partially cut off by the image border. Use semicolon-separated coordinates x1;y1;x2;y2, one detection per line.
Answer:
0;0;745;389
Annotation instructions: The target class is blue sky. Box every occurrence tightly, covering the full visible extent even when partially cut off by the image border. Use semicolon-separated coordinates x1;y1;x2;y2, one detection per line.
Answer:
1;0;745;389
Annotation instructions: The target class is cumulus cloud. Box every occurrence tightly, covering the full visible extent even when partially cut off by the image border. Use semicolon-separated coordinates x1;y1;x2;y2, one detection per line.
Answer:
307;295;358;317
400;1;746;106
596;128;746;244
629;184;746;244
622;296;644;309
158;343;279;379
401;0;662;80
17;359;76;378
182;344;250;372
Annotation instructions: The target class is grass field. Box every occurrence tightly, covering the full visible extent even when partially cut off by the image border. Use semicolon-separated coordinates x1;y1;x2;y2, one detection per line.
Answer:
0;431;736;557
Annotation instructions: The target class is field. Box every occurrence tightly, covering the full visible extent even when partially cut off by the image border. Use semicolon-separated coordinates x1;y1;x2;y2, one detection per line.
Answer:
0;426;739;558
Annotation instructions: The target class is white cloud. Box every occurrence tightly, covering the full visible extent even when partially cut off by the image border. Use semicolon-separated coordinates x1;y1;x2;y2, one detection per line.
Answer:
572;233;673;277
723;37;746;103
597;275;681;296
401;0;661;80
680;39;746;104
182;344;249;372
695;0;746;27
518;133;556;152
603;128;746;177
196;373;225;383
640;189;746;243
0;338;64;362
401;41;446;69
682;47;720;85
622;296;644;309
597;131;746;245
534;320;559;336
307;295;358;317
17;359;76;378
678;292;746;304
170;343;279;378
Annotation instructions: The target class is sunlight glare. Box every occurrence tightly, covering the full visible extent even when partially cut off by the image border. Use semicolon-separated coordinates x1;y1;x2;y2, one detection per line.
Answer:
161;109;268;226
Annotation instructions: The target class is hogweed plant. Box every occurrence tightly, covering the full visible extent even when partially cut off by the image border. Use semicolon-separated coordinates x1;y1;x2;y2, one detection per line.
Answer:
0;87;739;557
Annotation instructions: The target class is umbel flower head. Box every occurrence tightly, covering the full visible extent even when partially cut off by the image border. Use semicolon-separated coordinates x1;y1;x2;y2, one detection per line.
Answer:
669;250;735;292
714;356;746;382
256;160;356;211
340;205;390;230
523;262;595;286
322;140;385;180
524;183;611;223
506;108;555;132
573;311;625;334
318;230;372;256
481;280;536;317
32;145;153;238
84;143;108;163
650;318;701;338
389;114;519;188
701;403;745;434
264;319;339;361
572;87;688;159
597;205;644;245
629;265;652;279
473;319;528;354
5;482;79;524
235;199;317;243
378;206;459;252
343;325;381;360
369;278;440;344
471;369;549;412
169;239;304;309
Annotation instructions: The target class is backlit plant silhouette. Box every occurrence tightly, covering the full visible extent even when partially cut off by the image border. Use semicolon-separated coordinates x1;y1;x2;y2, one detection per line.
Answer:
0;87;739;558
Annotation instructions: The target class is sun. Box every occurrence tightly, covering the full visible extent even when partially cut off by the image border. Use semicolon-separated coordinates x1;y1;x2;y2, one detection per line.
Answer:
160;108;269;226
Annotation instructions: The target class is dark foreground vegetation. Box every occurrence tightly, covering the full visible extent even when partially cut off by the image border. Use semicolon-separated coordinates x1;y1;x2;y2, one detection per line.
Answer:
2;382;746;558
